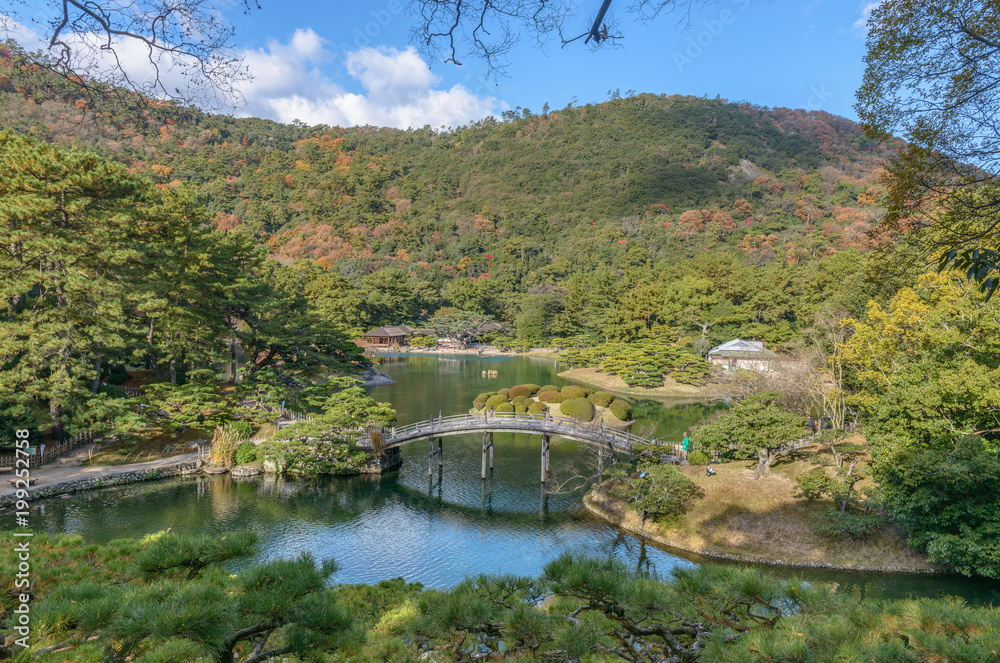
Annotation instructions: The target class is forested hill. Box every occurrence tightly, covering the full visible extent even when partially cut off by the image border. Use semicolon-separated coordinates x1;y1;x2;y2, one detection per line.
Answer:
0;42;899;344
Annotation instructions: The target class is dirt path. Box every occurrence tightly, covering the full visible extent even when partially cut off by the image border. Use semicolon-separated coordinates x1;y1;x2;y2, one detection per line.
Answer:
1;453;200;499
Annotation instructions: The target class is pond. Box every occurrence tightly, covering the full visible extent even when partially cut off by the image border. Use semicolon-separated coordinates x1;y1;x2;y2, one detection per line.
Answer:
31;353;1000;605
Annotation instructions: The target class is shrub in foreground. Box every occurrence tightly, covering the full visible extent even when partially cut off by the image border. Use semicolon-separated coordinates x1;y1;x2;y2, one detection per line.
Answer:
561;384;588;399
609;399;633;420
508;384;534;399
494;403;515;414
560;397;596;422
537;390;569;404
485;394;510;409
588;391;615;407
687;450;712;466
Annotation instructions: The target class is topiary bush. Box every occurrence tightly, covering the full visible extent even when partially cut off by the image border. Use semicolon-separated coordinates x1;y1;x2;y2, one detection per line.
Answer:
522;383;541;394
540;385;559;393
687;450;712;466
98;384;128;399
514;403;528;414
495;402;516;414
485;394;510;410
527;402;548;414
588;391;615;407
561;385;588;399
473;398;488;411
560;397;596;422
537;390;568;404
498;388;510;398
511;395;528;405
508;385;534;399
609;399;633;421
235;441;259;465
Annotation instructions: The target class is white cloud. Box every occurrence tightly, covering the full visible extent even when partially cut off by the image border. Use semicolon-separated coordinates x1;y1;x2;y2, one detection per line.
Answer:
853;1;883;35
0;19;503;130
239;39;503;129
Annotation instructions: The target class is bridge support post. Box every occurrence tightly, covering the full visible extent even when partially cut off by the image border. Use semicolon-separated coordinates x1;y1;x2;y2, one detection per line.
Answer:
428;435;434;476
438;437;443;468
541;434;550;483
482;432;488;479
489;433;494;472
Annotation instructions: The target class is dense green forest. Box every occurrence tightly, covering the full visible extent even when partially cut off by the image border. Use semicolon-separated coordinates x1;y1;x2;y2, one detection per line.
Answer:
0;40;896;348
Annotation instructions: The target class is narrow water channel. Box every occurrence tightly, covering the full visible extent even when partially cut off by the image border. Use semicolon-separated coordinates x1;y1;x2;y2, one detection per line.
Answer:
29;353;1000;605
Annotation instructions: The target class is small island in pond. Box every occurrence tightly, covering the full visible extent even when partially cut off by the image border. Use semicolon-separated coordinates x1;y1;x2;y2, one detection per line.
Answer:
470;383;634;428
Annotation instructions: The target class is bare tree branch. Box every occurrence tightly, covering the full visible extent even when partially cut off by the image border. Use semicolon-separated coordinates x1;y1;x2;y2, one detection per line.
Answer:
2;0;256;106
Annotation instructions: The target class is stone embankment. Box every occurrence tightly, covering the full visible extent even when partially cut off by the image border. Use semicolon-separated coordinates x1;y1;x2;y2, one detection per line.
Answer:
0;456;203;507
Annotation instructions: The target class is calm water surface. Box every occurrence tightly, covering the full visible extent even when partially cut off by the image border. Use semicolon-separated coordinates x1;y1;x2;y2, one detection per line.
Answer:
30;354;1000;605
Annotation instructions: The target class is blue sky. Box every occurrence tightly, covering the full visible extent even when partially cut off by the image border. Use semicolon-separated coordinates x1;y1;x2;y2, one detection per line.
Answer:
8;1;880;129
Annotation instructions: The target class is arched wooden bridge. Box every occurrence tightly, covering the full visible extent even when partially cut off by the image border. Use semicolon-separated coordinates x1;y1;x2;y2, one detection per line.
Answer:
368;411;664;483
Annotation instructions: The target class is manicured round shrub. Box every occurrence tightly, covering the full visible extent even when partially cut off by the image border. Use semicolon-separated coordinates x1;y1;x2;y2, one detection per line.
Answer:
485;394;510;409
477;392;494;401
687;450;712;466
511;395;528;405
588;391;615;407
235;441;259;465
498;388;510;397
98;384;128;399
508;385;534;399
527;402;548;414
522;383;541;394
514;403;528;414
523;398;535;406
473;398;488;411
609;399;633;421
560;397;596;422
540;385;559;393
537;390;568;404
561;385;588;399
495;402;515;414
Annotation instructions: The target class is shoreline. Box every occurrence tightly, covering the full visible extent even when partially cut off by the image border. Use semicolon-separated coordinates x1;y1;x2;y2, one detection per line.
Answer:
0;454;203;507
582;484;938;575
557;367;730;400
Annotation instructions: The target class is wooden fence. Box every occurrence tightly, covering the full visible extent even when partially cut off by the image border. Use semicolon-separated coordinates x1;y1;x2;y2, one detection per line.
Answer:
0;431;98;470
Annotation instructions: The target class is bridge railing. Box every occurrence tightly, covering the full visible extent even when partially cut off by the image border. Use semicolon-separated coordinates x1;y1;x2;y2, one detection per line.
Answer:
386;412;662;452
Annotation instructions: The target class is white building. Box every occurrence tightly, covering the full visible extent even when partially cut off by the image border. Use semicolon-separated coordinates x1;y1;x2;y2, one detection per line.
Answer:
707;339;779;372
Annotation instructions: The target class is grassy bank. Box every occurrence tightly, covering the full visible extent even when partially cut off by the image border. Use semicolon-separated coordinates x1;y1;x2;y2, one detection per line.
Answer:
584;445;936;573
558;366;729;399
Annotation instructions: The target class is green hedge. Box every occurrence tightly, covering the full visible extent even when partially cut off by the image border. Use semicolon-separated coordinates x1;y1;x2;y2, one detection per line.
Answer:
514;403;528;414
473;398;488;411
687;450;712;466
588;391;615;407
527;402;548;414
609;399;633;421
537;390;568;404
485;394;510;409
235;441;259;465
498;388;510;398
98;384;128;399
495;403;516;414
561;398;596;422
511;395;528;405
508;385;534;399
522;383;541;393
561;385;589;399
540;385;559;392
